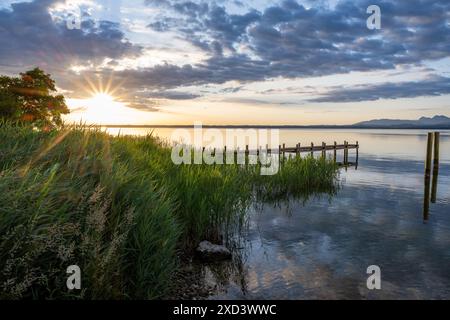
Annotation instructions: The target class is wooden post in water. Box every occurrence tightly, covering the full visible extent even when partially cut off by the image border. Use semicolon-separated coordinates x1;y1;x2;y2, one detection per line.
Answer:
343;141;348;165
297;143;301;157
282;143;286;161
344;142;347;171
423;132;433;221
355;141;359;170
278;144;282;166
348;141;351;164
356;141;359;160
224;146;227;164
202;147;206;164
245;145;249;165
322;142;326;159
311;142;314;157
431;132;440;203
333;141;337;163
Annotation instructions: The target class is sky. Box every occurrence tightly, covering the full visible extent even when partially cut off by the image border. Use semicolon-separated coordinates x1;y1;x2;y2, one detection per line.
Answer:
0;0;449;125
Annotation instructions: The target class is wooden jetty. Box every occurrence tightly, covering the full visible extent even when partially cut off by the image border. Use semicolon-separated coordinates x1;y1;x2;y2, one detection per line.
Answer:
276;141;359;167
277;142;359;154
209;141;359;168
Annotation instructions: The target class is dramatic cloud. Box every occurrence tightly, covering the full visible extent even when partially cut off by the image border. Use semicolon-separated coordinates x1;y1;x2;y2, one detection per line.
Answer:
1;0;449;112
309;76;450;103
144;0;450;85
0;0;141;71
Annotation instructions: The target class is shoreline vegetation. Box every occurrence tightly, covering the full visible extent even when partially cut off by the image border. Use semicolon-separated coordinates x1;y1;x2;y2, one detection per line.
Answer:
0;122;339;299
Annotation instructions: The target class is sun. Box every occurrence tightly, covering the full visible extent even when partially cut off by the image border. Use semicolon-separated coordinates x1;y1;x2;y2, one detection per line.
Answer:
65;72;149;124
90;93;115;106
69;91;135;124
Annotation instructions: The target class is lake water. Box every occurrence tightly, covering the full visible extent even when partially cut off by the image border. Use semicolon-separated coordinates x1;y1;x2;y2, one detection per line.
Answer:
110;128;450;299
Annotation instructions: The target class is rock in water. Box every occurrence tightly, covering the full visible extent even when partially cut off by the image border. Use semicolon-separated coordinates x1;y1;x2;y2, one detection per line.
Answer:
196;241;232;261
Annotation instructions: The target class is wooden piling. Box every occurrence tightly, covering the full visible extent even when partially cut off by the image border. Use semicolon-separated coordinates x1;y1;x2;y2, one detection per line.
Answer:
355;141;359;170
333;141;337;163
356;141;359;161
423;132;433;221
348;141;350;164
343;141;348;165
224;145;227;164
245;145;249;164
311;142;314;157
343;141;347;171
431;132;440;203
322;142;326;159
279;144;282;166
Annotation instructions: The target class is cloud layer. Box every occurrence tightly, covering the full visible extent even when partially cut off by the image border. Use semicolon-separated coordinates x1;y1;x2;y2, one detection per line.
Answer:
143;0;450;83
0;0;141;70
1;0;449;110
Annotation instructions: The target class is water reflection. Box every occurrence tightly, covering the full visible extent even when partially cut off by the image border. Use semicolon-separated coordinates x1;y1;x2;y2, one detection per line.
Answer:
105;128;450;164
205;130;450;300
107;127;450;299
209;183;450;299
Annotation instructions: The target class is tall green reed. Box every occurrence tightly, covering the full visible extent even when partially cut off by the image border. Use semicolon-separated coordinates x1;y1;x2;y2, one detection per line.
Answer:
0;122;339;299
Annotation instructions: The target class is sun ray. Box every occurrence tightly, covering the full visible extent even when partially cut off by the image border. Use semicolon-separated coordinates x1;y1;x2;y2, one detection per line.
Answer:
104;71;114;95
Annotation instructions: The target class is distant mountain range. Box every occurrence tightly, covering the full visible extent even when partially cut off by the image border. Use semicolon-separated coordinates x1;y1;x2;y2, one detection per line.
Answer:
354;115;450;129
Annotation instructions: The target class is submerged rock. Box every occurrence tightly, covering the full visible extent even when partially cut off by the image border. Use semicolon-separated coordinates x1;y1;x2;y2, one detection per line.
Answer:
196;241;232;261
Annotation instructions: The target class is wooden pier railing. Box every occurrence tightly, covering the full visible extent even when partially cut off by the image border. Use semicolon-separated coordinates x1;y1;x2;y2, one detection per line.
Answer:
275;141;359;167
207;141;360;168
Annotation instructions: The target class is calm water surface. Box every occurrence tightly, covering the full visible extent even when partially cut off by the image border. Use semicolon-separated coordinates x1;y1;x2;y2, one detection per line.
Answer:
112;128;450;299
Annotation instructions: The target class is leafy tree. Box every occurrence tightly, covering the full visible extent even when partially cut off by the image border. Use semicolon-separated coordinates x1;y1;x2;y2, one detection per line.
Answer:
0;68;69;128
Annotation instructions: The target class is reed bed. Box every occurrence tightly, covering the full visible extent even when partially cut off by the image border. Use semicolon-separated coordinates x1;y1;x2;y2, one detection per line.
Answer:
0;122;339;299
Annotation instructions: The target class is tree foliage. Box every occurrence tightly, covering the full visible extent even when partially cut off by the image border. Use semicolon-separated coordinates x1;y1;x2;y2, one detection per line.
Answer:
0;68;69;128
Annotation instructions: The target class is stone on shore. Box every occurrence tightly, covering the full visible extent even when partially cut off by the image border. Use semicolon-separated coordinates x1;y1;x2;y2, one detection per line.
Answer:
196;241;232;261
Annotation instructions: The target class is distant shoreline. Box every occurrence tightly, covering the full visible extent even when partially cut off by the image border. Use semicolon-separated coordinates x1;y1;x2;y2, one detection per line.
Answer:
94;124;450;130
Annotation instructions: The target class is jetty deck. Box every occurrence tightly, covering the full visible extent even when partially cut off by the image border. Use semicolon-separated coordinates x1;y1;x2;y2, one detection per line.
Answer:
210;141;360;168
